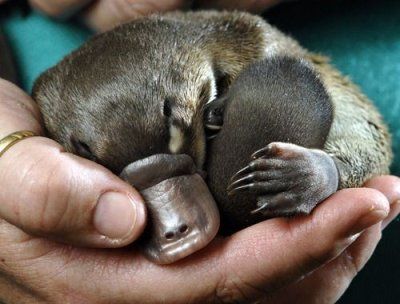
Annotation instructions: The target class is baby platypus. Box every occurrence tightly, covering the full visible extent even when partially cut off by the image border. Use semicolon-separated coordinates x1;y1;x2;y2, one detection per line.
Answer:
32;11;392;260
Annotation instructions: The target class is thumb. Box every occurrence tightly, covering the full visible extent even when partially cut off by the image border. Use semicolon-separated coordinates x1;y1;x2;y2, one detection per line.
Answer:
0;136;147;247
0;78;146;248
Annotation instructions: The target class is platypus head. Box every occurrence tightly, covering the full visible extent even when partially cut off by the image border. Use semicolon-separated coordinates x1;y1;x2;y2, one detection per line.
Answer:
32;18;218;174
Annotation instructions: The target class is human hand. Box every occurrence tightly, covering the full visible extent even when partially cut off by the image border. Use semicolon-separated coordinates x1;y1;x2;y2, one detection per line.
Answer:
263;176;400;303
0;84;398;301
20;0;282;32
0;79;147;248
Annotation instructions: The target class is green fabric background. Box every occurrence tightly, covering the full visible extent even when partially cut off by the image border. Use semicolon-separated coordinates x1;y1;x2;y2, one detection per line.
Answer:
0;0;399;302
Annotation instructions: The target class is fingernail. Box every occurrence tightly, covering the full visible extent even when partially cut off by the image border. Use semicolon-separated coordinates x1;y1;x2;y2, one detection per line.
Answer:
94;192;139;239
350;209;388;235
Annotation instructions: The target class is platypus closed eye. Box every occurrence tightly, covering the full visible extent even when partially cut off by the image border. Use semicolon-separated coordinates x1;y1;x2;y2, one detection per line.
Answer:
163;98;172;117
71;136;96;160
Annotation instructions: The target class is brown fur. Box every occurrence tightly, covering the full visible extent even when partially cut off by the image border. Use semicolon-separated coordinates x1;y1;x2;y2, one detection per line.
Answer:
308;54;392;188
32;11;392;229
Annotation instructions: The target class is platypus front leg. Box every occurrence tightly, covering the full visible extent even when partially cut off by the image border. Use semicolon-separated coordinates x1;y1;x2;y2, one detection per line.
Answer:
228;142;339;217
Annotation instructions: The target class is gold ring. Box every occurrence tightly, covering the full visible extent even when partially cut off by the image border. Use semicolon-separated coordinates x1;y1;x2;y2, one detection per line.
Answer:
0;131;37;158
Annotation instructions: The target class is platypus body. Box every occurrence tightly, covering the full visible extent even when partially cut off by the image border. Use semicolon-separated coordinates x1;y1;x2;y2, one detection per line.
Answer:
33;11;392;238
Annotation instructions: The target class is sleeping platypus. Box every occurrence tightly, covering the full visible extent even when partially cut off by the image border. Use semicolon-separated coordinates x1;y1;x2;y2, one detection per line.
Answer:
32;11;392;262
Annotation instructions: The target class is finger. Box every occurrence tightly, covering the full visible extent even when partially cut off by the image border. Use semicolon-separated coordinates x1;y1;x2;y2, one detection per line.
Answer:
83;0;189;32
364;175;400;229
206;188;389;302
194;0;282;13
0;79;147;248
28;0;93;19
270;185;400;304
264;224;382;303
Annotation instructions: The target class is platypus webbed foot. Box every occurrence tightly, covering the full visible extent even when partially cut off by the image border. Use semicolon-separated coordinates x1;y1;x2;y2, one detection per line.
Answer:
120;154;220;264
228;142;339;217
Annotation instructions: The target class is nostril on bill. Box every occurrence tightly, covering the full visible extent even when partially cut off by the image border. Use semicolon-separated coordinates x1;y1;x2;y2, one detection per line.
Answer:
164;225;190;241
179;224;189;234
164;231;175;240
122;167;220;264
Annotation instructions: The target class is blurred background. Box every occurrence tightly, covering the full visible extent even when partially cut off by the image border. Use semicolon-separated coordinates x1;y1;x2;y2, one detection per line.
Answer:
1;0;399;302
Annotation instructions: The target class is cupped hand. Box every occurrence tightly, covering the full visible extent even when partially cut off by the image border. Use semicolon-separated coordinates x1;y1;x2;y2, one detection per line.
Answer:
23;0;282;32
1;173;398;303
0;79;147;248
0;79;399;303
0;80;398;301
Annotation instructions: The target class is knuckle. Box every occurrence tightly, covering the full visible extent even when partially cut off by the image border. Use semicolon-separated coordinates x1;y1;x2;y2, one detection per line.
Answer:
338;248;361;280
304;245;334;270
42;163;72;233
214;275;253;304
211;256;267;303
20;153;73;235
